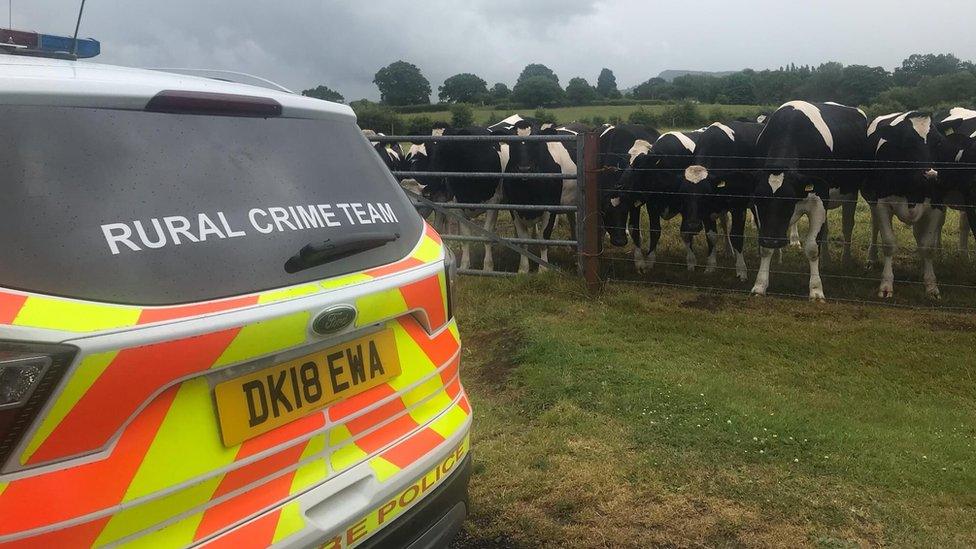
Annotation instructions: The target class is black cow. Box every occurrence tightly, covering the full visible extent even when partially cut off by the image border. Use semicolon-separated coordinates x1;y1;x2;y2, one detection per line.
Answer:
598;124;661;256
679;121;763;281
362;130;404;173
614;129;699;273
865;111;966;299
426;126;507;271
752;101;868;301
504;121;581;273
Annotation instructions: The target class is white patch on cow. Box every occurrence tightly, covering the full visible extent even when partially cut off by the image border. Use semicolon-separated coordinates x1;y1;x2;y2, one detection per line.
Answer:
599;125;615;138
431;128;446;137
557;126;579;135
628;140;653;164
768;173;785;193
957;149;966;162
925;169;939;180
496;114;524;127
783;100;834;151
685;165;708;184
516;126;532;137
610;197;621;207
909;115;932;142
756;114;768;124
540;123;555;130
661;131;696;153
710;122;735;141
971;129;976;139
498;143;510;172
876;138;888;153
361;129;377;137
942;107;976;123
867;112;902;136
385;147;400;161
407;143;427;158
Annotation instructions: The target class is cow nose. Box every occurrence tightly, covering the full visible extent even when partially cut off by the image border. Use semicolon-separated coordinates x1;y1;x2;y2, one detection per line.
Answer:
759;236;787;249
924;169;938;180
518;165;533;173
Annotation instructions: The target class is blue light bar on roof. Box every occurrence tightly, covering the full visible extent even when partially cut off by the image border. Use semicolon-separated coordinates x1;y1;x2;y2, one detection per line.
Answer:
0;28;100;58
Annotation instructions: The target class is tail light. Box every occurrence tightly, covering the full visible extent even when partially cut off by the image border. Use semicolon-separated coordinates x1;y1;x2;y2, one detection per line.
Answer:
145;90;283;118
0;342;77;468
443;246;457;320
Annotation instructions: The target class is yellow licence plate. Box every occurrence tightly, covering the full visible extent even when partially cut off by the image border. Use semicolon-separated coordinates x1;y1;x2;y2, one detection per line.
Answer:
214;329;401;447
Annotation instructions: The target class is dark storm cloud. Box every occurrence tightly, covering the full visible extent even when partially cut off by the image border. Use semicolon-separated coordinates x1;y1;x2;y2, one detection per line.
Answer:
9;0;976;100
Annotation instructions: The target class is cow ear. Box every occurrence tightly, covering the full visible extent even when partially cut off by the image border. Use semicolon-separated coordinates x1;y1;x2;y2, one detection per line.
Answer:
938;118;961;136
875;125;901;141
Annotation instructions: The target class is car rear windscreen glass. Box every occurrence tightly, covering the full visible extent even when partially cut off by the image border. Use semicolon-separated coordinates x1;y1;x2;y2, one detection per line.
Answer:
0;106;422;305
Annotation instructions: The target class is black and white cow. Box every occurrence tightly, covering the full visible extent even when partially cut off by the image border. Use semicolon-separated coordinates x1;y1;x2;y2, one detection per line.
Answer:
597;124;661;255
613;129;698;273
363;130;404;173
504;120;581;273
680;121;764;280
426;126;509;271
864;111;954;298
936;107;976;258
752;101;868;301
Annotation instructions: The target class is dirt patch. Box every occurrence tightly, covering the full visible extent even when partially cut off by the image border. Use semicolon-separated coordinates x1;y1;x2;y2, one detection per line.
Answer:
680;293;728;312
463;326;525;391
927;316;976;332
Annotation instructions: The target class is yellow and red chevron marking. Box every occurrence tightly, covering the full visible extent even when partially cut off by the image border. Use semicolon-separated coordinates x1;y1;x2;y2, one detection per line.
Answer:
0;224;443;334
0;310;462;547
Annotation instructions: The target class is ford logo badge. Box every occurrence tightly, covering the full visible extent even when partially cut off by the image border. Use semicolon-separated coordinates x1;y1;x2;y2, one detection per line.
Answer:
313;306;357;335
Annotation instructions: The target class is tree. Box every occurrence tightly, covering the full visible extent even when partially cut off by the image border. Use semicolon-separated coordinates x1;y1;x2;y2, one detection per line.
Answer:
301;84;344;103
837;65;891;105
511;75;565;107
438;73;488;103
350;100;403;133
516;63;560;87
450;104;474;127
596;68;621;99
373;61;431;106
487;82;511;103
894;53;963;86
566;77;598;105
631;77;673;100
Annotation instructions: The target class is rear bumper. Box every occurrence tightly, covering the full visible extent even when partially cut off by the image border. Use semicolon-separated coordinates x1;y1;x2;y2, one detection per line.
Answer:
361;454;470;549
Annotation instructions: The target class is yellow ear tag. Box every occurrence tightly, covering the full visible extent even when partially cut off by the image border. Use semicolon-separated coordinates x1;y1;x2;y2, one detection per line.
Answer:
717;181;727;188
804;184;815;192
945;127;955;135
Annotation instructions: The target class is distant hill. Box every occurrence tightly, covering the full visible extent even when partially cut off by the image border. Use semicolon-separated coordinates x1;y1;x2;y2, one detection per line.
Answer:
657;69;738;82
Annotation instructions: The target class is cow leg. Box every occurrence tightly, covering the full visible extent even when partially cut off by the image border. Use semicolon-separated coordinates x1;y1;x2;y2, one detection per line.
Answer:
965;208;976;260
628;206;648;273
718;212;733;257
644;210;662;272
868;203;881;266
538;212;553;273
788;220;801;248
704;217;720;274
805;196;827;302
875;202;897;298
915;208;944;299
751;246;774;296
458;216;473;271
682;232;697;271
841;198;856;263
959;210;970;260
512;214;532;275
730;208;748;282
483;209;498;272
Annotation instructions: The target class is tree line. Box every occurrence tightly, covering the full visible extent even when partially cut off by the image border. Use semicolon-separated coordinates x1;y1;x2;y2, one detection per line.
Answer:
300;53;976;131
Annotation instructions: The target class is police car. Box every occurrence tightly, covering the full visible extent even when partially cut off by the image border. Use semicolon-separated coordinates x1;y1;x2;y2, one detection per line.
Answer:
0;29;470;548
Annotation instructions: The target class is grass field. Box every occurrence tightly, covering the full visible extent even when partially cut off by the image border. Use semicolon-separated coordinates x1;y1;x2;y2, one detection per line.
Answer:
400;103;765;126
451;273;976;547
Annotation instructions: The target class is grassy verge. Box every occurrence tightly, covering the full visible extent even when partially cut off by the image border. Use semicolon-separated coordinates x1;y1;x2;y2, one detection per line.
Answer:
452;274;976;547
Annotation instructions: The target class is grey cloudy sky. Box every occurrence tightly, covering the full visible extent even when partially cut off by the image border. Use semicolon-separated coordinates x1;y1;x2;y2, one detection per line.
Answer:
11;0;976;100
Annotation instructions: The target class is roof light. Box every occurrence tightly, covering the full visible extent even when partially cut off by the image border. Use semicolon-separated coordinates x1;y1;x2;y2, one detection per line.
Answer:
145;90;283;118
0;28;100;59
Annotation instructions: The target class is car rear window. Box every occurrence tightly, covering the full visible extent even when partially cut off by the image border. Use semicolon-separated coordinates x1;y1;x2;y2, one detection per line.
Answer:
0;105;423;305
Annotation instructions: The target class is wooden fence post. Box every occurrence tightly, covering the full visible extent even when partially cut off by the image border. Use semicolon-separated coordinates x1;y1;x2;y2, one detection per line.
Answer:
582;132;602;294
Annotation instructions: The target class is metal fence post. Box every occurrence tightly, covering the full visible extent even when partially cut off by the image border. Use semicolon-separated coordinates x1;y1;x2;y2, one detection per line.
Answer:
582;132;602;293
575;134;586;276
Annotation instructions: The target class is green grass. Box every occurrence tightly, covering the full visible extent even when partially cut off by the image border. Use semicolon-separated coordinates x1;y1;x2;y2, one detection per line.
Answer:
452;274;976;547
401;103;764;126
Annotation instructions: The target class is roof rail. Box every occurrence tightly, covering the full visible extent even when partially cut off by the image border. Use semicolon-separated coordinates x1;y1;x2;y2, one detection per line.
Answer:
148;68;294;94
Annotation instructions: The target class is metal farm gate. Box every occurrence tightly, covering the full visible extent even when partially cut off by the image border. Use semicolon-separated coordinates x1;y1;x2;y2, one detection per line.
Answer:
368;132;603;293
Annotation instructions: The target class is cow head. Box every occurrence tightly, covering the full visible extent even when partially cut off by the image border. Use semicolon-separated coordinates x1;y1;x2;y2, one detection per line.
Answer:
678;165;715;235
874;113;943;198
506;121;549;175
752;171;818;249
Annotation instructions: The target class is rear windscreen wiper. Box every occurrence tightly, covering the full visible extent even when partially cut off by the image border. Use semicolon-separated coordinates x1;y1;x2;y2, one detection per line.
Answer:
284;231;400;274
